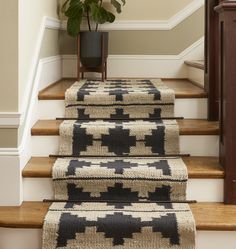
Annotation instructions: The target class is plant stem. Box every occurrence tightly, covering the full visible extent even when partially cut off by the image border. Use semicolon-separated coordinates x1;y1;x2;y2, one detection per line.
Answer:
95;0;103;31
87;8;91;31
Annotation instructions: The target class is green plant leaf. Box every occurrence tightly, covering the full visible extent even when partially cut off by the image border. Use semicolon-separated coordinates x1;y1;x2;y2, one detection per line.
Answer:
61;0;70;13
120;0;126;5
111;0;121;13
67;16;83;37
106;11;116;23
90;3;115;24
65;1;84;18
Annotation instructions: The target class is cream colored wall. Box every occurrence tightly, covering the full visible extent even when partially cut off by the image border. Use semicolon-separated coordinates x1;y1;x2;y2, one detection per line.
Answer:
18;0;59;146
60;7;204;55
0;1;18;112
107;0;193;20
19;0;58;112
39;29;60;59
0;0;204;148
0;129;18;148
59;0;194;20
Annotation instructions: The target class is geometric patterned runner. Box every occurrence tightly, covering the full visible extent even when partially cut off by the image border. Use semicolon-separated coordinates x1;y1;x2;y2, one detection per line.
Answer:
43;79;196;249
65;79;175;119
43;202;195;249
53;157;188;202
59;120;180;156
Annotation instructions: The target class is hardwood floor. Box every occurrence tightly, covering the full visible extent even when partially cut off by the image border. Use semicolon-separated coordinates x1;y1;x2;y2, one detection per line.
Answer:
22;156;223;179
38;78;207;100
0;202;236;231
31;119;219;136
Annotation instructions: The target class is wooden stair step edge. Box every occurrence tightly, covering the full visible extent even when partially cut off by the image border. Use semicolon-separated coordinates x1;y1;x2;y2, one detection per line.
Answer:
31;119;219;136
185;60;205;70
0;202;235;231
38;78;207;100
23;157;224;179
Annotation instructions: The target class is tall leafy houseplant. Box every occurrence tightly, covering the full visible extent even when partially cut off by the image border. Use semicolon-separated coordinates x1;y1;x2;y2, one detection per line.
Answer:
62;0;126;36
61;0;126;77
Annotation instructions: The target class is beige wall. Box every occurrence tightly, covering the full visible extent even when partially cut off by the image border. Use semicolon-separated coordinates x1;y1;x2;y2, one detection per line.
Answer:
107;0;193;20
0;129;18;148
60;7;204;55
40;29;60;58
59;0;193;21
0;1;204;148
19;0;58;112
0;1;18;112
18;0;59;146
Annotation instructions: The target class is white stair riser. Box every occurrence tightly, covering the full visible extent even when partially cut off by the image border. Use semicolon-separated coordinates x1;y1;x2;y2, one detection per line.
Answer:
175;99;207;119
22;178;223;202
37;99;208;120
187;66;204;88
31;135;219;157
0;228;235;249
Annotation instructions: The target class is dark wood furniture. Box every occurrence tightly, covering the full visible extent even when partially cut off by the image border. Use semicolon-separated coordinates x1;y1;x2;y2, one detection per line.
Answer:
215;0;236;204
205;0;220;121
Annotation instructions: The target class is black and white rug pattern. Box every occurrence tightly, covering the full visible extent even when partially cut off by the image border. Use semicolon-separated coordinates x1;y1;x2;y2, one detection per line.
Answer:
43;202;195;249
53;157;187;202
65;79;175;120
59;120;179;156
43;79;196;249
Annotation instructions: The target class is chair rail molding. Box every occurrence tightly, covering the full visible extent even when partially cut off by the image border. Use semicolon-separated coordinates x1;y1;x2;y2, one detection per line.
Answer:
0;112;22;128
61;0;204;31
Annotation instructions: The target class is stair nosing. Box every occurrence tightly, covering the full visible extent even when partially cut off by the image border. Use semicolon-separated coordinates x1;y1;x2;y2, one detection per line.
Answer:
38;78;208;100
22;156;224;179
0;202;235;231
31;119;220;136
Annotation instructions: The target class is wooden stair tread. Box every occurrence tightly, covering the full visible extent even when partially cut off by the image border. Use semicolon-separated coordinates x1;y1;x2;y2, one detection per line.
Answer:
22;156;223;179
38;78;207;100
185;60;205;70
0;202;235;230
31;119;219;136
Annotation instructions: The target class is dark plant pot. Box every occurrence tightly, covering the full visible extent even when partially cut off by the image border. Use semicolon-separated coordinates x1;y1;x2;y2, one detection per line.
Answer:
80;31;109;68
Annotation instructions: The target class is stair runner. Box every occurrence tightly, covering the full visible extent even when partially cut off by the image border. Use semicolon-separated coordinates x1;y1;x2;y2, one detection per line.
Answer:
43;79;196;249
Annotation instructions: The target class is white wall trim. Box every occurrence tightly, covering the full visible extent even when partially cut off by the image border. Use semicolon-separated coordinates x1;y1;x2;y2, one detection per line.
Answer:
0;17;60;130
62;37;204;78
61;0;204;31
0;112;23;128
0;16;61;206
45;17;61;30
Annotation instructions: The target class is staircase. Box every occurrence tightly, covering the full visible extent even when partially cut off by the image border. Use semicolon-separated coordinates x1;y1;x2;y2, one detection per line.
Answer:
0;69;236;249
185;60;204;89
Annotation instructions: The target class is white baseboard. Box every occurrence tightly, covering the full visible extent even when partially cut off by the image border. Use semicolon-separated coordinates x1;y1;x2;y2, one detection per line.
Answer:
38;56;62;91
0;113;22;128
62;37;204;78
0;55;61;206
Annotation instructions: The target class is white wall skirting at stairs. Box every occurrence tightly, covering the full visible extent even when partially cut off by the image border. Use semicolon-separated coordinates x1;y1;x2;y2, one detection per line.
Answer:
0;5;204;205
0;16;62;206
62;37;204;78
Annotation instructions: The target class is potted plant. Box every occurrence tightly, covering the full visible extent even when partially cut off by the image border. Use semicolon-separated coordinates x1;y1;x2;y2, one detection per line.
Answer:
61;0;126;76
